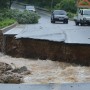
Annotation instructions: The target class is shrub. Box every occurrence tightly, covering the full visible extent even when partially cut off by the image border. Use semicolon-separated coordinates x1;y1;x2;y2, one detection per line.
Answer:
67;12;75;19
0;13;4;21
4;9;21;19
16;10;39;24
3;9;40;24
0;9;40;24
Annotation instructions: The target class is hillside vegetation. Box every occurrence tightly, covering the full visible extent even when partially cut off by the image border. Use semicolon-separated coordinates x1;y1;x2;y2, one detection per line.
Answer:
19;0;77;18
21;0;77;13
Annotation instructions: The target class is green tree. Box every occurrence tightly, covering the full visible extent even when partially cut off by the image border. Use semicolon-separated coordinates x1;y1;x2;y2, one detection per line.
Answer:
55;0;77;13
0;0;8;8
0;0;13;8
18;0;77;13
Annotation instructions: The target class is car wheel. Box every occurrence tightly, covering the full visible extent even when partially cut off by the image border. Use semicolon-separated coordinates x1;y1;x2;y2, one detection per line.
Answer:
66;20;68;24
80;23;84;26
53;20;55;23
75;21;79;26
63;19;68;24
63;21;65;24
51;20;55;23
87;23;90;26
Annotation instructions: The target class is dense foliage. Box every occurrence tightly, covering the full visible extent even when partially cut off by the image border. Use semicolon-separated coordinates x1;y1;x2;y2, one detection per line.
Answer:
0;9;15;28
21;0;77;13
0;0;77;12
0;9;39;24
0;0;76;24
0;0;40;26
14;10;39;24
0;0;12;8
54;0;77;13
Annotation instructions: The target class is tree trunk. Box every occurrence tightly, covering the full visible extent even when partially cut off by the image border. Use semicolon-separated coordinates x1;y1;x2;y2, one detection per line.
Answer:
9;0;12;8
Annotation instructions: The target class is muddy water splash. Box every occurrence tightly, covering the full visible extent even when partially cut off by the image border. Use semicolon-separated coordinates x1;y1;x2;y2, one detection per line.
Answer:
23;60;90;84
0;53;90;84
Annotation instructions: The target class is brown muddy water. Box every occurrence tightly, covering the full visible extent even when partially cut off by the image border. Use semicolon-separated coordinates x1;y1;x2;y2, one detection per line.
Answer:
0;53;90;84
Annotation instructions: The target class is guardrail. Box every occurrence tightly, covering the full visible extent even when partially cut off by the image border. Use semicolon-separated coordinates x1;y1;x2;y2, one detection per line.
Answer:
36;7;50;12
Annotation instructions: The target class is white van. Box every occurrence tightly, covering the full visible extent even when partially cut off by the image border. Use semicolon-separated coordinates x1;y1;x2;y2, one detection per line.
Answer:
74;9;90;26
26;5;36;12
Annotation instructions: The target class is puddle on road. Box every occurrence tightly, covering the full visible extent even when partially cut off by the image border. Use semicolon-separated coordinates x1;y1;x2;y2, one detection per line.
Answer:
0;53;90;84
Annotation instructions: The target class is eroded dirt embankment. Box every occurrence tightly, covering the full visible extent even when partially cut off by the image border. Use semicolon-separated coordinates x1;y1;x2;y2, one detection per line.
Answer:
4;36;90;66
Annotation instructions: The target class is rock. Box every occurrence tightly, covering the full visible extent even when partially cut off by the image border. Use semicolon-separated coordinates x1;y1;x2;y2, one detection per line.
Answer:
0;62;30;84
2;73;23;84
0;62;12;74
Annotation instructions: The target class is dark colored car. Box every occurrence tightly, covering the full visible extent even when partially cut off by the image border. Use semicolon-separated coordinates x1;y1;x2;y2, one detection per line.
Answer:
51;10;68;24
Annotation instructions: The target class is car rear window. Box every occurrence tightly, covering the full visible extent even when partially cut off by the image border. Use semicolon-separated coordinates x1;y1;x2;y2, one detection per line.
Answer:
26;6;35;10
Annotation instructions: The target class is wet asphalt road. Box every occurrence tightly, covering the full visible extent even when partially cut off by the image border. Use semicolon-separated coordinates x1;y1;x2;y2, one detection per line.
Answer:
38;10;90;32
11;3;90;32
11;3;90;44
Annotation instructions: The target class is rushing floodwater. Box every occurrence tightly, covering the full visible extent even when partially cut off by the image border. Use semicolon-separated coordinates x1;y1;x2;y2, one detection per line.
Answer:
0;53;90;84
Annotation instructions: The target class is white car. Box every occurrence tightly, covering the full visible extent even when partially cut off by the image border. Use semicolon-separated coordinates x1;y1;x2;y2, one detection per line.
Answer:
26;5;36;12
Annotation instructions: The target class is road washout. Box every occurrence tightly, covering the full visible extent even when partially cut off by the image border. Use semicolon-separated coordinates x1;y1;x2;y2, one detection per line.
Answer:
0;53;90;84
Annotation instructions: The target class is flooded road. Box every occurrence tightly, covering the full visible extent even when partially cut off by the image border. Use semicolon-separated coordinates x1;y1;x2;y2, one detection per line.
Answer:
0;53;90;84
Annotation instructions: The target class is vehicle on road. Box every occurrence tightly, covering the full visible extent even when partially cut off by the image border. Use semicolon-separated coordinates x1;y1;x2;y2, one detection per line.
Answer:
74;0;90;26
51;10;68;24
26;5;36;12
74;9;90;26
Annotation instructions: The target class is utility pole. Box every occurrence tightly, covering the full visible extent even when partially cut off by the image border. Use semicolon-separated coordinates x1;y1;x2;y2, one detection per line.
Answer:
9;0;13;8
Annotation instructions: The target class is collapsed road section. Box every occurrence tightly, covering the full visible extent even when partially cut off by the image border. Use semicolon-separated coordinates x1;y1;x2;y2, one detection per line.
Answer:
1;24;90;66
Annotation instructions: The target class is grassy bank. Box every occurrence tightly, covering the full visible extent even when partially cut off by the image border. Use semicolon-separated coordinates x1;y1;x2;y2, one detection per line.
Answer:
0;18;16;29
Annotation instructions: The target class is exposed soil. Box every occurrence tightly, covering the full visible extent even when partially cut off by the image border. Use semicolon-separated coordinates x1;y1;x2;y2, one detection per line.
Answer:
4;36;90;66
0;53;90;84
